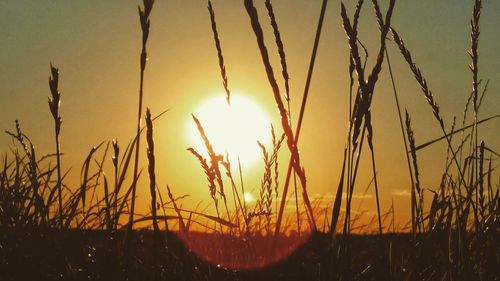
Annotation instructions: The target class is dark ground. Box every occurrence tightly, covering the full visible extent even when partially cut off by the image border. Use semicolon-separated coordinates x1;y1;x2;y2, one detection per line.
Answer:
0;228;498;281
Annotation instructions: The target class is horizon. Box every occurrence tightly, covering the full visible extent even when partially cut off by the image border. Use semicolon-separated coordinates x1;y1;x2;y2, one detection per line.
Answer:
1;0;499;231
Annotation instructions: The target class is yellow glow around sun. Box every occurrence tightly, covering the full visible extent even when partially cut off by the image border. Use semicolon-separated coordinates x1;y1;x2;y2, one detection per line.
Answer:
188;94;271;167
243;192;254;203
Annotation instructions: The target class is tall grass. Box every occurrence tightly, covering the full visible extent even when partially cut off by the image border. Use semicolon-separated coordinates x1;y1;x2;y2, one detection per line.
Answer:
129;0;155;232
0;0;499;280
384;47;417;237
48;64;63;228
405;110;423;233
264;0;301;237
331;0;395;246
243;0;317;234
207;0;231;104
270;0;329;238
145;108;160;234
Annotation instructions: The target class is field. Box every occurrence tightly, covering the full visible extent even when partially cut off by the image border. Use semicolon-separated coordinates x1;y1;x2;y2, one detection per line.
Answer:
0;0;498;280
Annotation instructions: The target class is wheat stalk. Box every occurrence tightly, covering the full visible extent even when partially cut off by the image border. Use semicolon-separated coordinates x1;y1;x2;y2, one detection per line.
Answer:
265;0;303;236
145;108;159;234
265;0;289;102
341;0;364;242
128;0;155;232
187;148;217;205
365;111;383;237
478;141;485;220
384;46;418;237
220;156;248;233
405;110;423;233
189;114;230;229
469;0;481;115
111;139;119;228
391;27;477;227
469;0;482;231
166;185;187;235
207;0;231;104
270;127;285;221
391;29;441;127
244;0;316;233
257;140;273;230
48;64;63;228
335;0;395;244
5;121;42;226
190;114;227;208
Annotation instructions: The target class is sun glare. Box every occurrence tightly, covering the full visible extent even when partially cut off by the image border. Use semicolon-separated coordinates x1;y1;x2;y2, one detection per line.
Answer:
188;94;271;167
243;192;254;203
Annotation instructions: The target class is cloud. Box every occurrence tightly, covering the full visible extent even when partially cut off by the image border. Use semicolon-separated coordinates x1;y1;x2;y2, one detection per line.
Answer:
350;193;373;199
392;189;411;197
311;192;372;201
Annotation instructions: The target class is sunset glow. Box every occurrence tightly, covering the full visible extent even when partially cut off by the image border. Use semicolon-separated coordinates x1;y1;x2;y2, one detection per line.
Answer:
243;192;254;203
188;94;271;167
1;0;499;277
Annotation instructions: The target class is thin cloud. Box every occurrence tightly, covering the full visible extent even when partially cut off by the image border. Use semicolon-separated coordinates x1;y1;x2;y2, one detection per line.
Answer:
392;189;411;197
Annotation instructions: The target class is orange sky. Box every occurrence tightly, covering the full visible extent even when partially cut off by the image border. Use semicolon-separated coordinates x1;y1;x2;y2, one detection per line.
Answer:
0;0;499;230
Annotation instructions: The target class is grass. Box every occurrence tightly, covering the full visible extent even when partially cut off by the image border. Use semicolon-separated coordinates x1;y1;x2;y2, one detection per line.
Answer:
48;64;63;228
0;0;499;280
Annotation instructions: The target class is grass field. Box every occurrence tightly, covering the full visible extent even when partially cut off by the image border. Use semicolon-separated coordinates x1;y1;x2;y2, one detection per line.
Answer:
0;0;498;280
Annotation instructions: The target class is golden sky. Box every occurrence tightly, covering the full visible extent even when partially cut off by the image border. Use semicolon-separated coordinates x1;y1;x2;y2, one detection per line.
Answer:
1;0;499;228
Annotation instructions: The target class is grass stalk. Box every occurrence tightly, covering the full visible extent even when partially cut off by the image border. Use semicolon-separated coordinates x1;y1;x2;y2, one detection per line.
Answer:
189;114;229;230
337;0;395;240
207;0;231;104
111;139;119;229
270;0;328;238
264;0;302;237
221;157;248;234
245;0;318;233
365;111;383;237
469;0;482;231
391;27;479;225
128;0;155;233
48;64;63;228
384;47;417;237
405;110;423;233
237;157;248;226
145;108;160;234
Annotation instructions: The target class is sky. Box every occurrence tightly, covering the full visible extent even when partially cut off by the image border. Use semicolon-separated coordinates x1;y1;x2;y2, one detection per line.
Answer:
0;0;499;229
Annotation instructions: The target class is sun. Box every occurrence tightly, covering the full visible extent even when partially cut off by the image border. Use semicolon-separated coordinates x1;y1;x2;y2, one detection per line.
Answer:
243;192;254;203
188;94;271;167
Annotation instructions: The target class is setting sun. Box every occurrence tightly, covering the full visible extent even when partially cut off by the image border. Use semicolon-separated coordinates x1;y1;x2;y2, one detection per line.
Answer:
243;192;254;203
188;94;271;167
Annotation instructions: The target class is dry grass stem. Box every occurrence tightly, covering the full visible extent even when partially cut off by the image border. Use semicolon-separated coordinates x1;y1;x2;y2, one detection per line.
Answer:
129;0;155;232
207;0;231;104
145;108;160;234
244;0;316;233
48;64;63;228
